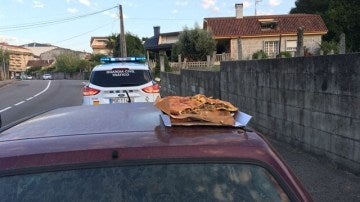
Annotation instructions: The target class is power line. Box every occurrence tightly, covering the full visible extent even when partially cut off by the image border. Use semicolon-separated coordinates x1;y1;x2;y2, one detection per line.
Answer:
55;19;116;44
0;6;117;32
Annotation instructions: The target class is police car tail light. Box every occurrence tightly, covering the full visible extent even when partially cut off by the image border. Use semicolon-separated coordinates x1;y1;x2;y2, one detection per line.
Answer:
142;84;160;93
83;86;100;96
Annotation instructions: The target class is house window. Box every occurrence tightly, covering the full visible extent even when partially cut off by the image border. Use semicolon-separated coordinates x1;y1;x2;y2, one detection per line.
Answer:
285;40;297;57
264;41;279;58
286;40;297;52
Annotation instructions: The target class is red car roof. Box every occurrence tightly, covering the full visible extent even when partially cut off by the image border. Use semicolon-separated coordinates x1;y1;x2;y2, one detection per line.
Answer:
0;103;311;201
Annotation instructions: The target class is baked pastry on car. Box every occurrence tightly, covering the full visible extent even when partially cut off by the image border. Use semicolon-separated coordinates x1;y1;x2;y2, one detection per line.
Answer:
154;94;238;126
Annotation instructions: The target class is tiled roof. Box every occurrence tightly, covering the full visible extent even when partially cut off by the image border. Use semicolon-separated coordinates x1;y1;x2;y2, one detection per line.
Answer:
0;42;32;52
144;36;159;50
90;36;108;46
203;14;328;38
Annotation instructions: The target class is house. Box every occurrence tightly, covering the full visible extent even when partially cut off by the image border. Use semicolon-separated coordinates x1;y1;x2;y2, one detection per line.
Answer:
144;26;181;60
22;43;57;57
39;47;87;61
203;3;328;59
26;59;54;70
0;43;33;78
24;47;88;71
90;37;111;55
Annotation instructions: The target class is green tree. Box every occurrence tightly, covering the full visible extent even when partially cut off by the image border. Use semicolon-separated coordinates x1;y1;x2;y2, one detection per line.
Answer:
89;53;107;63
106;32;145;57
106;33;120;57
53;53;83;73
290;0;360;52
0;48;10;79
290;0;330;14
173;26;216;61
125;32;145;57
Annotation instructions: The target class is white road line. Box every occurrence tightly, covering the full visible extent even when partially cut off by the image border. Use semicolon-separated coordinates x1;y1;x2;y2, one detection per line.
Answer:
34;80;51;97
14;101;25;106
0;80;52;113
0;107;12;113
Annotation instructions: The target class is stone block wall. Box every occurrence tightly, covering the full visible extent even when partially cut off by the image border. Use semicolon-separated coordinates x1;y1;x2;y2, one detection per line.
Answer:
161;70;220;99
160;53;360;173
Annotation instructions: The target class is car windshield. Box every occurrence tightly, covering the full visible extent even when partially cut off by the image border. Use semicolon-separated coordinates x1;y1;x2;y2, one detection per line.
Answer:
0;163;290;202
89;69;152;87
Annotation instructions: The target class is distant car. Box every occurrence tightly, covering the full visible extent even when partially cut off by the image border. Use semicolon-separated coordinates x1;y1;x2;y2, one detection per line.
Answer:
42;74;52;80
26;75;33;80
0;103;312;201
82;57;160;105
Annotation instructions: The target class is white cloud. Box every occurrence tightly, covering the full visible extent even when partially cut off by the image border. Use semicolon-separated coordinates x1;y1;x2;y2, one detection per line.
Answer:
175;0;188;6
243;1;252;8
15;0;24;3
201;0;219;13
33;1;44;8
67;8;78;13
78;0;91;6
172;9;179;14
269;0;281;7
0;35;19;44
201;0;215;9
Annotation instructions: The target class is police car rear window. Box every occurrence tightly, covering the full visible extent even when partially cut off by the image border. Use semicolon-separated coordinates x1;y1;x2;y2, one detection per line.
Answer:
90;69;152;87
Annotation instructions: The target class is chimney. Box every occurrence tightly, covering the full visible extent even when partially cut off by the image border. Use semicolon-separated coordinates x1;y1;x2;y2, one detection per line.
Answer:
153;26;160;37
235;3;243;19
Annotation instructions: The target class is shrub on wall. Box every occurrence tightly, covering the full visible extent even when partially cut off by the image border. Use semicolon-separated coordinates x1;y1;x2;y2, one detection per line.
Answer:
252;50;268;59
277;51;292;58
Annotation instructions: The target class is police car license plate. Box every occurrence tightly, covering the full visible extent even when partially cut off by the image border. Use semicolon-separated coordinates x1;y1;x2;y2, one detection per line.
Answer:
111;98;131;103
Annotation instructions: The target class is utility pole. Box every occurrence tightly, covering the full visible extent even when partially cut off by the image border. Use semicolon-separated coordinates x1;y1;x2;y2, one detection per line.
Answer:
119;5;127;57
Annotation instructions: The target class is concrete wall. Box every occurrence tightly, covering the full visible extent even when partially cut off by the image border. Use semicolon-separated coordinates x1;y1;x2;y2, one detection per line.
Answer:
161;70;220;99
160;53;360;174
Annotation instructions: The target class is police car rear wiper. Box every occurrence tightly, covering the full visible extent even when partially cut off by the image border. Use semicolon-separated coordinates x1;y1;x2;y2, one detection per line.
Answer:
124;90;131;103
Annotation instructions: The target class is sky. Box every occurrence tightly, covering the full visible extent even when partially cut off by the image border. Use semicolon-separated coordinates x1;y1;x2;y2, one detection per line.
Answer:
0;0;296;53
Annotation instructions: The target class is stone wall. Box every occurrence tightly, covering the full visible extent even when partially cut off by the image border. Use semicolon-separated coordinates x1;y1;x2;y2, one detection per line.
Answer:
160;53;360;174
161;70;220;99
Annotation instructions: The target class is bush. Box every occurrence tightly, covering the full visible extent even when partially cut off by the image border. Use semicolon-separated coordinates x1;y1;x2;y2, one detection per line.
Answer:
319;41;339;55
174;26;216;61
277;51;292;58
252;50;268;59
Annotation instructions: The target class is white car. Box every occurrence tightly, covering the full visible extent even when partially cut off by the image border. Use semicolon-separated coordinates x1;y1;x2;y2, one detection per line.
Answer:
42;74;52;80
82;57;160;105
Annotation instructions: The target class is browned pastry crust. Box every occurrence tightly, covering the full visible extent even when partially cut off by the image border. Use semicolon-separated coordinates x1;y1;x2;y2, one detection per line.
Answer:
155;94;238;126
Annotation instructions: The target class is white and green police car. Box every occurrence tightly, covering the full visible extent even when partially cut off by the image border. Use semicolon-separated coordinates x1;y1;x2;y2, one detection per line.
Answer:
83;57;160;105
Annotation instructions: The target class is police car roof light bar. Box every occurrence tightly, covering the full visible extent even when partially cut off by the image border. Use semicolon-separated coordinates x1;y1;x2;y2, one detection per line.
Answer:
100;57;146;63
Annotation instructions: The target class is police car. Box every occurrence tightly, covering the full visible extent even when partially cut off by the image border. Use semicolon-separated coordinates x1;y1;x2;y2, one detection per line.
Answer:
83;57;160;105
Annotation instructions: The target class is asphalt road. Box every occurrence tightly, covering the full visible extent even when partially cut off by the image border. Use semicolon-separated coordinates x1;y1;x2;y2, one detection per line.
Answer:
0;79;83;126
0;79;359;201
268;138;360;202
